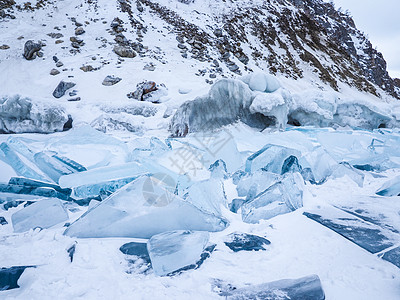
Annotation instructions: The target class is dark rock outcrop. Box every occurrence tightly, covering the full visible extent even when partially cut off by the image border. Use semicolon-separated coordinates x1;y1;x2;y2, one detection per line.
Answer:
23;40;42;60
53;81;76;98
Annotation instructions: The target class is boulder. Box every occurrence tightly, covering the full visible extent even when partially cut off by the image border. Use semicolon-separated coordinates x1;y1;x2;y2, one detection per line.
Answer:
53;81;76;98
102;75;122;86
114;45;136;58
23;40;42;60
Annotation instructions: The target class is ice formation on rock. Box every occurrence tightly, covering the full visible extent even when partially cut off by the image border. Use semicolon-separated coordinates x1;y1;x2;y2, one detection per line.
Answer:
170;78;398;136
0;95;69;133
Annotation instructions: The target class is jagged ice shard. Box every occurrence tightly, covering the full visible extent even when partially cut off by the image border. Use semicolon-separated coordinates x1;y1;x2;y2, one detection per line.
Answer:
12;199;69;233
0;142;47;182
147;230;210;276
245;144;301;174
183;178;227;216
242;173;304;223
64;176;228;238
376;175;400;196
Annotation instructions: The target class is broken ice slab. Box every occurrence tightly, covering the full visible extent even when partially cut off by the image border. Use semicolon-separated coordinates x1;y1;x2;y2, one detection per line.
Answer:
281;155;302;175
224;233;271;252
182;178;227;216
120;242;150;263
12;199;69;233
245;144;301;174
64;176;228;238
73;176;141;199
130;137;171;160
218;274;325;300
33;152;76;183
49;125;127;148
0;143;47;182
381;246;400;269
0;183;71;201
241;173;304;224
59;158;186;193
190;130;243;174
376;175;400;197
299;146;338;183
0;159;17;183
304;207;396;254
335;196;400;234
147;230;210;276
47;125;129;168
316;131;376;163
209;159;228;179
236;170;281;201
6;136;35;161
52;155;87;172
9;177;72;198
329;162;365;187
58;161;145;189
149;136;171;155
0;266;35;291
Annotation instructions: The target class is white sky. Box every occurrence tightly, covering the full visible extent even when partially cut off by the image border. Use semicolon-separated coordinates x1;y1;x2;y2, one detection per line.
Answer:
329;0;400;78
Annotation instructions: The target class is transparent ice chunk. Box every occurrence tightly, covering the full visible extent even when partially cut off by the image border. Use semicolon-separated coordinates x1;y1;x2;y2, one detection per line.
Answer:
6;136;35;161
241;173;304;223
209;159;228;179
0;159;17;183
0;142;47;182
245;144;301;174
6;177;72;200
48;125;129;168
236;170;281;201
73;176;142;199
183;178;227;216
33;152;75;183
330;162;365;187
12;199;69;232
64;176;228;238
147;230;209;276
299;146;338;183
376;175;400;196
52;155;87;172
58;161;145;189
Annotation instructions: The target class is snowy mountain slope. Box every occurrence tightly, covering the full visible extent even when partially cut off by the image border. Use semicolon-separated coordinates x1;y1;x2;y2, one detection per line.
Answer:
1;1;400;299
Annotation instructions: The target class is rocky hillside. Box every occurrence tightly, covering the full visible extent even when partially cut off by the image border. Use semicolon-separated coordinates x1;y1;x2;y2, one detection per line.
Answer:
1;0;398;99
112;0;399;98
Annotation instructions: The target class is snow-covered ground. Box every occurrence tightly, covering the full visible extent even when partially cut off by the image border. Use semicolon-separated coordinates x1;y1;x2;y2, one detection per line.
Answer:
1;0;400;299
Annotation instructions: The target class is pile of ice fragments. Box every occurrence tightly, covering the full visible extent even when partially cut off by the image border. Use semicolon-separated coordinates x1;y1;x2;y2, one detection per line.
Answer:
2;121;400;296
